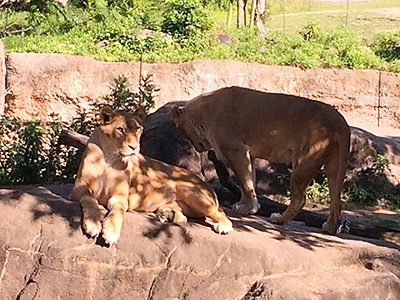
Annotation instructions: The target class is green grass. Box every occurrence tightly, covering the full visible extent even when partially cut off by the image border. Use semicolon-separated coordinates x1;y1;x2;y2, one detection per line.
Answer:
1;1;399;71
216;0;400;37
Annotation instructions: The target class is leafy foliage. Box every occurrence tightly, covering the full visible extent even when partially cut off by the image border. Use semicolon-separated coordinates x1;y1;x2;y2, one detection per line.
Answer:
372;31;400;62
1;3;398;71
344;155;400;208
306;178;330;207
273;154;400;209
161;0;212;41
0;114;71;185
95;74;157;113
0;75;158;185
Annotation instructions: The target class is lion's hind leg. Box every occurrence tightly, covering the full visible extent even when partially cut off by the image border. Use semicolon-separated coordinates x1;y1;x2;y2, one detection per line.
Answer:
270;155;323;226
176;185;233;234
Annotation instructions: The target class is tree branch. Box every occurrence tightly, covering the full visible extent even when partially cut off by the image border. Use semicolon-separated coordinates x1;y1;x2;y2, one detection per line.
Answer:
58;129;88;150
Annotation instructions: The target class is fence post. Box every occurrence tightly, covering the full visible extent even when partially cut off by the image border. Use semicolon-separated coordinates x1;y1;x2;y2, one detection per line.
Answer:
377;69;382;127
0;40;5;115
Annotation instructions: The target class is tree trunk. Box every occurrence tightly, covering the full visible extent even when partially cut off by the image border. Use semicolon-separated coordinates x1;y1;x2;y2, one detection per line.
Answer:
249;0;256;29
226;1;233;29
237;0;245;28
255;0;268;32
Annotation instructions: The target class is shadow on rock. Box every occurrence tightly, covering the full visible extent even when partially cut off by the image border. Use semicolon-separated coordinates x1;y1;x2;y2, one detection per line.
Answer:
13;185;82;232
143;216;193;244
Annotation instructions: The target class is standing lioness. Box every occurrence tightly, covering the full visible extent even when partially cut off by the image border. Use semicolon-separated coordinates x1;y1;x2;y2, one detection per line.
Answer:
70;107;233;245
171;86;350;234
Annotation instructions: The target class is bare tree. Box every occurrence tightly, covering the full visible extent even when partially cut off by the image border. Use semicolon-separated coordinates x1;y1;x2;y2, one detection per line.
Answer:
238;0;267;31
254;0;267;32
237;0;247;28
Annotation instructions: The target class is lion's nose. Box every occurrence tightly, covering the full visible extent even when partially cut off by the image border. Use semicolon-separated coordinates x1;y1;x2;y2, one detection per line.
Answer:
128;145;137;152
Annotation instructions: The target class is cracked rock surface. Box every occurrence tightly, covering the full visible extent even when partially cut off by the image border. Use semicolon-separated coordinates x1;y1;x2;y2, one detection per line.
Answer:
0;185;399;300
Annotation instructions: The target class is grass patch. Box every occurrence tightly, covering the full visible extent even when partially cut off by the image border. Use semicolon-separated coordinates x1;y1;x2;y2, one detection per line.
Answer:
0;1;399;70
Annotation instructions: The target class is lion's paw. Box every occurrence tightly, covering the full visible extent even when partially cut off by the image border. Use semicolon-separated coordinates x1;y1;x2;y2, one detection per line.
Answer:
83;218;102;238
155;207;175;223
101;218;121;246
213;221;234;235
232;199;260;215
269;212;285;225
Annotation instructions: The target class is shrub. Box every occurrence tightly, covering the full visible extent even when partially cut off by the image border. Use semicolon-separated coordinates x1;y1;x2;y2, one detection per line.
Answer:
94;74;157;113
300;22;321;41
0;75;158;185
344;154;400;208
0;114;73;185
372;31;400;62
306;178;330;207
161;0;212;42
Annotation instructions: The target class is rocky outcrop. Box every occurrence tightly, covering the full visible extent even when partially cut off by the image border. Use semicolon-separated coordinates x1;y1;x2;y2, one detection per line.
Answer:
0;185;399;300
4;53;400;129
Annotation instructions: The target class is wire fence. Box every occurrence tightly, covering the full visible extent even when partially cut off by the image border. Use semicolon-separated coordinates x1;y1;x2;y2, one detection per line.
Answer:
264;0;400;36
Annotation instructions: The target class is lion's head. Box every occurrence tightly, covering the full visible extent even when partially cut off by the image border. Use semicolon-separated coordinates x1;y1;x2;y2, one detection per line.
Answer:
170;105;212;153
99;106;146;162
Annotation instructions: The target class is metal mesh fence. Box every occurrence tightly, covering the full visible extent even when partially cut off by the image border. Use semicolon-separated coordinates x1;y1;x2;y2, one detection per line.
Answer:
265;0;399;36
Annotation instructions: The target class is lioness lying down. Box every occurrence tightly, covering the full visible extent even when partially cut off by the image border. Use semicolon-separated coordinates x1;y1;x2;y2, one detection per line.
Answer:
171;86;350;234
70;107;233;245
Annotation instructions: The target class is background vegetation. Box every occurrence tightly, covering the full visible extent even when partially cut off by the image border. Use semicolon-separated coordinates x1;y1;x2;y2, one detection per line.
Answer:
0;74;157;185
0;0;399;209
0;0;399;71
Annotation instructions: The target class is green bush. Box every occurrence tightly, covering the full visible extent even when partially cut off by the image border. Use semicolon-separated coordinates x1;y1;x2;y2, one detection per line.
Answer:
0;2;398;71
372;31;400;62
0;75;158;185
96;74;157;113
306;178;330;207
0;114;73;185
344;154;400;208
161;0;212;42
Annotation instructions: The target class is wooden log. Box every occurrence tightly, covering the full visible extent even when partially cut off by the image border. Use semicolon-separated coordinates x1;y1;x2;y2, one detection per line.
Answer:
58;128;88;150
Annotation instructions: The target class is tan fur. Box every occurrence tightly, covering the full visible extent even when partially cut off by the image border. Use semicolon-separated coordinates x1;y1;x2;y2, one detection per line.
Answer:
70;107;233;245
170;86;350;234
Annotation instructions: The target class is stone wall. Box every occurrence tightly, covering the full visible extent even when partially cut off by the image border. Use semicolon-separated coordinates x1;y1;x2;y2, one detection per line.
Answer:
2;52;400;129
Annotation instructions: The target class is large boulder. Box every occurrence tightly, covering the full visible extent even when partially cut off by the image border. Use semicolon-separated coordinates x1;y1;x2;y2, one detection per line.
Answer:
141;101;213;181
0;185;399;299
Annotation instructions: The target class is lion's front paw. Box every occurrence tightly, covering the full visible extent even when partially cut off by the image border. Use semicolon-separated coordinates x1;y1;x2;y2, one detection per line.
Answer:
101;217;121;246
83;218;102;238
213;220;234;235
232;199;260;215
269;212;285;225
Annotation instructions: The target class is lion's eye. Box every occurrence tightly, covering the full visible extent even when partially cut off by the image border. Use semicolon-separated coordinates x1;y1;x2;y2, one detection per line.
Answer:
116;127;125;135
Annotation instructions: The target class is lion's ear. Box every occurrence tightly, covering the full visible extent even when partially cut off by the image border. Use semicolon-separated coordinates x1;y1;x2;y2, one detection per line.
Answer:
170;105;184;124
132;106;146;124
100;106;116;125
